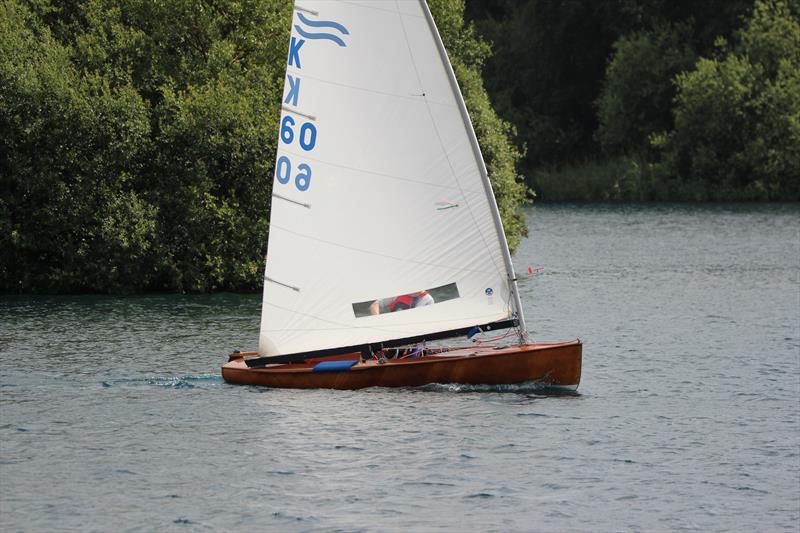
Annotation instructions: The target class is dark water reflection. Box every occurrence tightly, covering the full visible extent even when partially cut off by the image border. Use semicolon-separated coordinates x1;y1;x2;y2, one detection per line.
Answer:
1;204;798;531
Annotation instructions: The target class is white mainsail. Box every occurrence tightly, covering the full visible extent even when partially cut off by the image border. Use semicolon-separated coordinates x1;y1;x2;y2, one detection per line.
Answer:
259;0;524;356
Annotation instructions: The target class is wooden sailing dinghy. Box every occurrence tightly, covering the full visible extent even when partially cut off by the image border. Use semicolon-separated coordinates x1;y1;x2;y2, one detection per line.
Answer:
222;0;582;390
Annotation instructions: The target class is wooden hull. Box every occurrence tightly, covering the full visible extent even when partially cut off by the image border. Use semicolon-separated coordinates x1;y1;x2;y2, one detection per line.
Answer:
221;340;582;390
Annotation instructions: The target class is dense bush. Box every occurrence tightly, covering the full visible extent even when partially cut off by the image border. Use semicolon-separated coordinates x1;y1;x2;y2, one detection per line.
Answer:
652;0;800;200
0;0;527;293
0;1;155;292
596;23;696;157
464;0;799;201
466;0;754;178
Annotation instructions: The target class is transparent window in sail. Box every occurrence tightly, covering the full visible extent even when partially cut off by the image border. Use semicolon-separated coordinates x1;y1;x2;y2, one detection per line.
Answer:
352;283;460;318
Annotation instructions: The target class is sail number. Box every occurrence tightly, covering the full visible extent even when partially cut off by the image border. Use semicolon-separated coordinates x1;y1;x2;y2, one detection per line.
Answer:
280;116;317;151
277;115;316;192
276;156;311;192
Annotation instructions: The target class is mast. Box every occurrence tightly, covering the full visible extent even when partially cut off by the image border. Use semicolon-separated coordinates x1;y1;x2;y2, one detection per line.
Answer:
417;0;528;342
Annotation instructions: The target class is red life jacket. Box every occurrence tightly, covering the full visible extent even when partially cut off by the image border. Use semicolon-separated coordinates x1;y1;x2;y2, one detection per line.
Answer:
389;291;429;312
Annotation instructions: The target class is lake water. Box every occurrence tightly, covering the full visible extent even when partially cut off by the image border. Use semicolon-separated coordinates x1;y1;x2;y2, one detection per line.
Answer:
1;204;798;532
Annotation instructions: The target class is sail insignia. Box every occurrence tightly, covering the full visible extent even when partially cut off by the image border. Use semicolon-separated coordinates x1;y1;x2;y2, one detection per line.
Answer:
294;12;350;47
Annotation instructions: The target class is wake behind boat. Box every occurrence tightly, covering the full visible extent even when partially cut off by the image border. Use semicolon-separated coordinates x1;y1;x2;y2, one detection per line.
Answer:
222;0;582;390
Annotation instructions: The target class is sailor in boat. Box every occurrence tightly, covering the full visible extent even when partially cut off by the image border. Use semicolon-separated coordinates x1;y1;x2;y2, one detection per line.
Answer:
369;291;434;315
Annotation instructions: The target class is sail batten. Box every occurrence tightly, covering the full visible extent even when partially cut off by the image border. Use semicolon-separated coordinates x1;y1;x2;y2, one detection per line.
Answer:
269;223;502;276
259;0;519;356
275;146;483;193
281;105;317;121
294;5;318;16
285;68;460;107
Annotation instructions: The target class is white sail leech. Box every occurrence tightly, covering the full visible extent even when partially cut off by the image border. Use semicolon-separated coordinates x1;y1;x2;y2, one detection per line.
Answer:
417;0;528;341
259;0;520;355
398;2;505;284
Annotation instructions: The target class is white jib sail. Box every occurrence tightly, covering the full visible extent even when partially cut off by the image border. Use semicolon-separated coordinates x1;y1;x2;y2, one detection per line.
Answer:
259;0;523;356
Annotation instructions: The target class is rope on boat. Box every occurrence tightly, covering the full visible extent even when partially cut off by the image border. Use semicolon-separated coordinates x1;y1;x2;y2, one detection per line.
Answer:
471;329;515;344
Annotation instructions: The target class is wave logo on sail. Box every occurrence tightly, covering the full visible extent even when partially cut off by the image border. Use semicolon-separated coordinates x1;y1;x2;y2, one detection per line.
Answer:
294;12;350;47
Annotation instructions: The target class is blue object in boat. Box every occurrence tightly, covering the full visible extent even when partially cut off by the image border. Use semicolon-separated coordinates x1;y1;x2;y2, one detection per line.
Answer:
312;360;359;372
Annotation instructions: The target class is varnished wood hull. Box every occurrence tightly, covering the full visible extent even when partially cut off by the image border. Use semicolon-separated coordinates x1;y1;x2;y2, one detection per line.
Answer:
221;340;582;390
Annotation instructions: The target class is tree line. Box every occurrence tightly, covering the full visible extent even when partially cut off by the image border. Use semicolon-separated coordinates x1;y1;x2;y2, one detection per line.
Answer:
0;0;526;293
466;0;799;201
2;0;796;294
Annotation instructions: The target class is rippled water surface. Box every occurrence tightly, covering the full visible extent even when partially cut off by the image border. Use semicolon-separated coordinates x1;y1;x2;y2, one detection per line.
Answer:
2;204;798;532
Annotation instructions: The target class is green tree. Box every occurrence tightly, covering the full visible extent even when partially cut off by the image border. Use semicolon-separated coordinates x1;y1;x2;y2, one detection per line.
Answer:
596;23;696;156
654;0;800;199
0;0;155;292
468;0;625;168
65;0;290;290
1;0;528;292
465;0;754;194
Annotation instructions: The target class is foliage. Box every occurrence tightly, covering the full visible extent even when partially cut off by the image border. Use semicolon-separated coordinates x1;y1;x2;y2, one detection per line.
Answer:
0;0;528;293
465;0;758;196
0;0;154;292
1;0;290;293
531;158;636;202
467;0;626;169
466;0;799;202
653;0;800;200
596;23;696;156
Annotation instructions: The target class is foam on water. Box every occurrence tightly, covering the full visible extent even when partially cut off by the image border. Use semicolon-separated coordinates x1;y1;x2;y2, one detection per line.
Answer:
417;380;579;394
101;374;223;389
